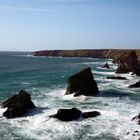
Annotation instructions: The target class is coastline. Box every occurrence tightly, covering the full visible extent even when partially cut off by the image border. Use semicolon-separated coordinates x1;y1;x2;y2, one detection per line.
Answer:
32;49;140;62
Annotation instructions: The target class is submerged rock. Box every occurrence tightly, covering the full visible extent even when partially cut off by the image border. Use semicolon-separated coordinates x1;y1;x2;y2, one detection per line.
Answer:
107;76;127;80
116;51;140;76
49;108;101;121
102;62;110;69
129;80;140;88
2;89;35;118
132;113;140;125
65;67;99;96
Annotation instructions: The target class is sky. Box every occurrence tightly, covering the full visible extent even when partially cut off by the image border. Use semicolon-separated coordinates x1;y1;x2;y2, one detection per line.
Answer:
0;0;140;51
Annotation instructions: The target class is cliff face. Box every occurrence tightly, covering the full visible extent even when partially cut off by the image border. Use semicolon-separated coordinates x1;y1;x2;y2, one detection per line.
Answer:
33;49;110;58
32;49;140;61
116;51;140;76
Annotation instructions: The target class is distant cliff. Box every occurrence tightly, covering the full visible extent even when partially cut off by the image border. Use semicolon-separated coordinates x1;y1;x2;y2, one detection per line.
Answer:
32;49;140;62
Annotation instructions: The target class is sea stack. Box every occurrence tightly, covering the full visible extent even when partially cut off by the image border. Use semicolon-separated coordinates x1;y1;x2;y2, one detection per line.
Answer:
2;89;35;118
102;62;110;69
116;51;140;76
65;67;99;96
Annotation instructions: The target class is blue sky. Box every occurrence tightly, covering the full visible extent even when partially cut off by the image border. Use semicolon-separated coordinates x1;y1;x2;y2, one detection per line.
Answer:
0;0;140;51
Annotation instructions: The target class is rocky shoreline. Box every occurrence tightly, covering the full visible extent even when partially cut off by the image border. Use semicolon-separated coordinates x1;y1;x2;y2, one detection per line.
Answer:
32;49;140;61
33;49;140;76
1;50;140;139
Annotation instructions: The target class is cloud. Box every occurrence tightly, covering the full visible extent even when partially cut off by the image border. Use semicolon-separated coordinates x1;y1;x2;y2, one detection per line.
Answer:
0;4;58;13
0;3;96;16
0;0;97;14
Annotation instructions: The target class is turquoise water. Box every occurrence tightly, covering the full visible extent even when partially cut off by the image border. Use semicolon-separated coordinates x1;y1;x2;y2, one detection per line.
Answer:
0;52;139;140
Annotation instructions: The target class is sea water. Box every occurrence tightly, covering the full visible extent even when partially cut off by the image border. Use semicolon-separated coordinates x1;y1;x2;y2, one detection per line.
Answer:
0;51;139;140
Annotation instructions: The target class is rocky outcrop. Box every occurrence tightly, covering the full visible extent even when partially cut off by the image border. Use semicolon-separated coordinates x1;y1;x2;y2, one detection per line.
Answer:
82;111;101;118
49;108;82;121
2;90;35;118
116;51;140;76
107;76;127;80
65;67;99;96
49;108;100;121
102;63;110;68
132;113;140;125
129;80;140;88
127;130;140;138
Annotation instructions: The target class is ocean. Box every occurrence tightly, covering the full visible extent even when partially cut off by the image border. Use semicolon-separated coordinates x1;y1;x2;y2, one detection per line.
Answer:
0;51;139;140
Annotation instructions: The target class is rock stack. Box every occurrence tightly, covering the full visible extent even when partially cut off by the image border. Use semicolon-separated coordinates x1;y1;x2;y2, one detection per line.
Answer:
65;67;99;97
116;51;140;76
102;62;110;69
2;90;35;118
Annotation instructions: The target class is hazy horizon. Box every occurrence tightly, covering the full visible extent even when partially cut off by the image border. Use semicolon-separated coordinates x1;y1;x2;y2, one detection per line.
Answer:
0;0;140;51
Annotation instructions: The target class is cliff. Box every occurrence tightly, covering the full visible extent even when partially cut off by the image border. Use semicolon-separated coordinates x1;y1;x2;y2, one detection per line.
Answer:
33;49;140;61
116;51;140;76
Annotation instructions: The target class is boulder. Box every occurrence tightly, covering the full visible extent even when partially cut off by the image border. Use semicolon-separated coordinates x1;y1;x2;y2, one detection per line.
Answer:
129;80;140;88
2;90;35;118
107;76;127;80
65;67;99;96
116;51;140;76
82;111;100;118
102;63;110;69
49;108;82;121
49;108;101;121
132;113;140;125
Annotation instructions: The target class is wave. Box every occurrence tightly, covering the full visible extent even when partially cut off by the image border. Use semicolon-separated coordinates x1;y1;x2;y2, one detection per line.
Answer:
97;65;118;70
92;70;115;76
0;95;139;140
0;107;7;117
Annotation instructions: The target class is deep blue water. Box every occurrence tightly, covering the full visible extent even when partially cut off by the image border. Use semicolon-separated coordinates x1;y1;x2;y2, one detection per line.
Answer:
0;52;139;140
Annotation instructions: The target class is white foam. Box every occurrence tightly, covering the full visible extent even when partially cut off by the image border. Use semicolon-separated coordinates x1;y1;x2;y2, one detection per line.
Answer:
97;64;118;70
0;94;139;140
0;63;140;140
78;61;107;65
21;82;30;85
0;107;7;117
92;70;115;76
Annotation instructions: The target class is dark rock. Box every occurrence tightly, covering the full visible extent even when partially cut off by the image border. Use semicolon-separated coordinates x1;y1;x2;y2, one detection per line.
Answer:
49;108;82;121
116;51;140;76
65;67;99;96
2;90;35;118
132;113;140;125
82;111;100;119
133;134;136;136
102;63;110;69
132;130;140;137
73;91;82;97
107;76;127;80
133;130;139;133
49;108;101;121
129;80;140;88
